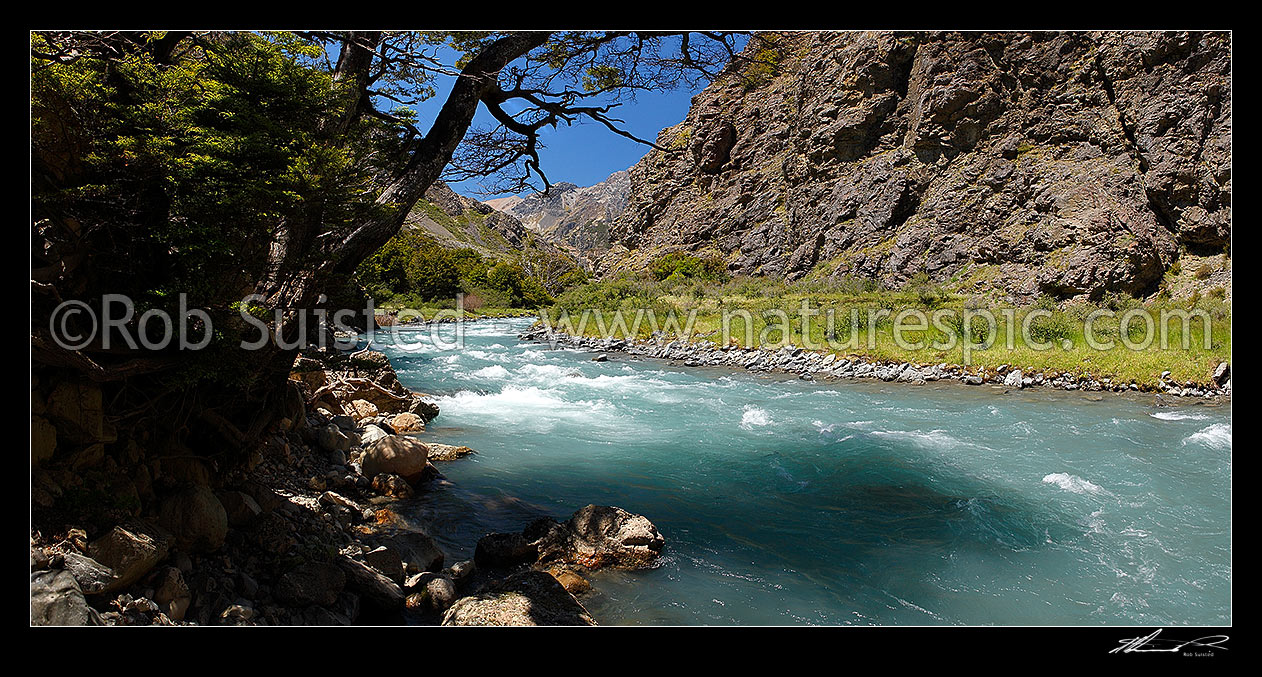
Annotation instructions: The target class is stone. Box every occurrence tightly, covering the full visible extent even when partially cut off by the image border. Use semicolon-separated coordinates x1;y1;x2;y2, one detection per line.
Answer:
359;423;390;446
424;576;458;611
424;443;475;462
336;556;405;612
157;485;228;553
389;412;424;433
1003;369;1024;389
448;559;476;583
152;567;191;621
350;349;390;370
531;505;665;570
474;532;537;569
371;473;415;499
1213;362;1230;385
61;551;118;595
361;435;429;484
547;566;592;595
316;424;353;454
441;571;595;626
87;522;170;591
31;569;99;626
376;531;445;573
348;399;379;420
275;562;345;607
362;546;405;585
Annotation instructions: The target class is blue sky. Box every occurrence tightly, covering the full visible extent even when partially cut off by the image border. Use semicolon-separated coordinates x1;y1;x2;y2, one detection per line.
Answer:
407;38;740;198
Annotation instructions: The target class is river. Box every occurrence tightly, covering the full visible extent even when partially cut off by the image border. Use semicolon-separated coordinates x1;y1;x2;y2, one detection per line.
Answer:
365;317;1231;626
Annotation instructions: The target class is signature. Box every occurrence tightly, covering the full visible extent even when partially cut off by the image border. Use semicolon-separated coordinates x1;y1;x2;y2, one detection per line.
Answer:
1110;629;1229;655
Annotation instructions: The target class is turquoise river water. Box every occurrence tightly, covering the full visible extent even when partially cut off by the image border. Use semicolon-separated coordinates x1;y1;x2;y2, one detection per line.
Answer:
365;317;1231;626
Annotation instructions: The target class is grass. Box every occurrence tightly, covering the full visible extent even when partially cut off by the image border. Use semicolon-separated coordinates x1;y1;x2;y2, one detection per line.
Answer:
541;274;1231;389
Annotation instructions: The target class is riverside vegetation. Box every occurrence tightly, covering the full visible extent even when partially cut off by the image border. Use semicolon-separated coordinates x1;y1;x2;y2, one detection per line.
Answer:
540;254;1231;392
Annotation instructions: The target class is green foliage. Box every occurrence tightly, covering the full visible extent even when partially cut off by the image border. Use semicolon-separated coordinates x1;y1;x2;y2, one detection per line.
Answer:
354;230;565;308
649;252;729;282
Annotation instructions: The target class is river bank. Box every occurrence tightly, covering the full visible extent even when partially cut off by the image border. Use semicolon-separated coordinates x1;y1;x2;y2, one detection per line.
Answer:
519;325;1232;400
32;342;662;626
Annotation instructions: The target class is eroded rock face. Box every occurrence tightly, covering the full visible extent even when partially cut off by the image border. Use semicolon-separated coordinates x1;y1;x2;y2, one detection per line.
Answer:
441;571;595;626
605;31;1231;302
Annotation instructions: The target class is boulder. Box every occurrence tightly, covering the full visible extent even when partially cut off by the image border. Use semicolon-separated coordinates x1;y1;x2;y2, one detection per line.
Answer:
348;399;379;421
350;349;390;370
316;424;353;454
157;485;228;553
361;436;429;484
87;522;170;591
424;576;458;611
389;412;424;433
425;443;475;462
474;532;537;569
362;546;405;585
61;552;118;595
1213;362;1230;385
532;505;665;570
441;571;595;626
375;531;445;573
152;567;191;621
336;556;405;612
359;424;390;446
31;570;99;626
371;473;415;499
547;566;592;595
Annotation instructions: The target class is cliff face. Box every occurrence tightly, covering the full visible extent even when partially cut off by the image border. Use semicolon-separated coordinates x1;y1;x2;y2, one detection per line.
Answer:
605;31;1230;301
489;171;630;263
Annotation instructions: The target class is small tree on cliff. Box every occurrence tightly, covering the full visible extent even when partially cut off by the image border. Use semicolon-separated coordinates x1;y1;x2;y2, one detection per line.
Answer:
31;30;772;457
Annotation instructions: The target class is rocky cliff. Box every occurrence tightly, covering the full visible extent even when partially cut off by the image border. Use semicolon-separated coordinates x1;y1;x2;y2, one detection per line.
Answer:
604;31;1231;301
487;171;630;264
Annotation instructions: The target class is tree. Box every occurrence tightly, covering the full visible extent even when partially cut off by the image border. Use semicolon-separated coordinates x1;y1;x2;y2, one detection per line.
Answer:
31;30;759;456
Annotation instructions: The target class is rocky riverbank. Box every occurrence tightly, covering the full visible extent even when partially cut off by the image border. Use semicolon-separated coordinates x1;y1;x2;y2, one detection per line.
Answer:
31;342;664;626
519;326;1232;400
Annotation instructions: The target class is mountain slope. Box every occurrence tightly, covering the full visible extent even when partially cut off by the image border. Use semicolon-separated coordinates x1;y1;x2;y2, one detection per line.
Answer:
488;171;630;263
603;31;1231;302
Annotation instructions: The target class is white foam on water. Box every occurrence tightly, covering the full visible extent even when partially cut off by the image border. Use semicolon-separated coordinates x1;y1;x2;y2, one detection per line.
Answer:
1182;423;1231;450
435;385;618;430
870;428;963;450
1149;411;1211;421
739;405;773;430
471;365;510;379
1042;472;1106;495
